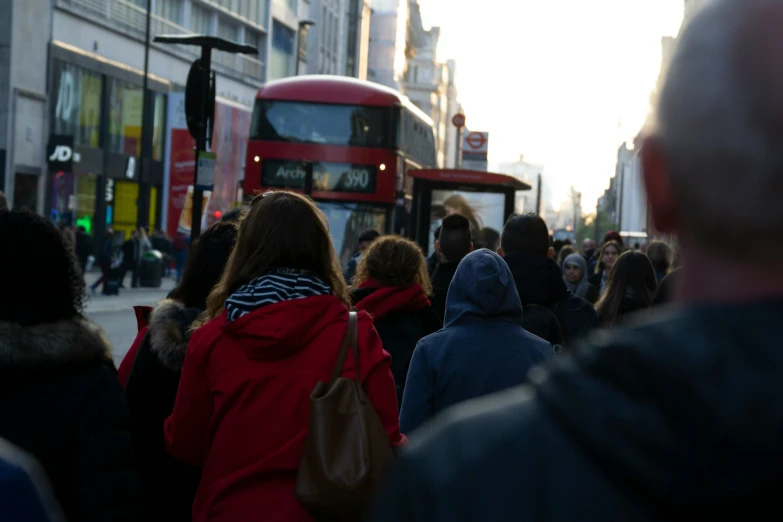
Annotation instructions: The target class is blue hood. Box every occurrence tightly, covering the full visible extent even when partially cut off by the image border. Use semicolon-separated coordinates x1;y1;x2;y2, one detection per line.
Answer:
444;249;523;327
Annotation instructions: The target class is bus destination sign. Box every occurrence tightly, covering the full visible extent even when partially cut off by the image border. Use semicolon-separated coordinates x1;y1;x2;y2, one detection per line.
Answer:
262;160;378;194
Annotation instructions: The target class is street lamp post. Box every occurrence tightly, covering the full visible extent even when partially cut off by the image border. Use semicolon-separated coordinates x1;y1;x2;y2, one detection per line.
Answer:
295;20;316;76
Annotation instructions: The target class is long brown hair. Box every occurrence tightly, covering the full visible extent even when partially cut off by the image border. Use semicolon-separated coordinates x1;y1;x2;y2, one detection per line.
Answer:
595;250;658;326
352;235;433;295
595;240;621;274
203;191;349;321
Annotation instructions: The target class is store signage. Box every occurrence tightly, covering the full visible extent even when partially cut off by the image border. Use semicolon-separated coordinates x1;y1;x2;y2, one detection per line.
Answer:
126;156;136;179
261;160;377;194
46;135;80;172
105;178;115;203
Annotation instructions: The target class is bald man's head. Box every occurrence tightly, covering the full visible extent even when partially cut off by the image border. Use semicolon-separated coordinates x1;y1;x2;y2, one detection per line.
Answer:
646;0;783;256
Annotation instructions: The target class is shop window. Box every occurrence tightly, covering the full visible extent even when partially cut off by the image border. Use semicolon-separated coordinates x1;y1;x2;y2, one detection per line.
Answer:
155;0;184;24
51;60;102;148
111;181;159;239
153;93;166;161
269;20;295;80
109;79;144;156
191;4;214;34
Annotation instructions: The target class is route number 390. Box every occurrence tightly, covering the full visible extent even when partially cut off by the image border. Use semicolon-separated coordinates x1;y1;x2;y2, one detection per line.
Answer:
344;169;370;188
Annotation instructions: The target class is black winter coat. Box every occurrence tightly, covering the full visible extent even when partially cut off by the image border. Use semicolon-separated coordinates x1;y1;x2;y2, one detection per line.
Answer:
504;251;598;346
125;299;202;522
0;319;141;522
352;288;441;405
430;262;459;324
367;301;783;521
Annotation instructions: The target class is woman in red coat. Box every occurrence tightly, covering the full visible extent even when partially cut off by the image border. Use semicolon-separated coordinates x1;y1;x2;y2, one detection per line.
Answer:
164;191;404;522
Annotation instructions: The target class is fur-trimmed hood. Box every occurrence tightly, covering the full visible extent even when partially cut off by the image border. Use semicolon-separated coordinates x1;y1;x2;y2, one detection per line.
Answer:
0;318;112;367
148;299;201;372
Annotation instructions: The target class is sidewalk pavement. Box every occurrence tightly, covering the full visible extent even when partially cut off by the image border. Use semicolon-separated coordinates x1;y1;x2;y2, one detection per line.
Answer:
83;270;176;314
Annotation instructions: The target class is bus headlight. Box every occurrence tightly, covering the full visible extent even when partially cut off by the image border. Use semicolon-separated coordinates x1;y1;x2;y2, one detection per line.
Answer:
254;156;260;163
379;163;386;171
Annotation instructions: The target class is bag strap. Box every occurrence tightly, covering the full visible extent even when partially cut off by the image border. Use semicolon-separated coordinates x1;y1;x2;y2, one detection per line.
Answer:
329;311;359;385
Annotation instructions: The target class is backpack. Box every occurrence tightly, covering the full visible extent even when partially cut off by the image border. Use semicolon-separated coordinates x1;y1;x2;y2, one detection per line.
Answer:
522;303;565;354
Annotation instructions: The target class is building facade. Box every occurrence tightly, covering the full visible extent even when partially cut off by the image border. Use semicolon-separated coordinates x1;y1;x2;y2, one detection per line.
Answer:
498;155;545;216
367;0;410;92
304;0;370;78
2;0;281;244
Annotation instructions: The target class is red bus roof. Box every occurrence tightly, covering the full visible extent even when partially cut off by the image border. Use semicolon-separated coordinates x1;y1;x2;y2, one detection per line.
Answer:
256;75;433;126
410;169;533;191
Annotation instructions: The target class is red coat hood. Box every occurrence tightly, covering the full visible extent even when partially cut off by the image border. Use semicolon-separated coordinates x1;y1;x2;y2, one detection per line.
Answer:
220;295;349;361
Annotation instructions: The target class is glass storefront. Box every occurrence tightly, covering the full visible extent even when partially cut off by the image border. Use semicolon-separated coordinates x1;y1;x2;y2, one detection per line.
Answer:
51;60;102;148
153;93;166;161
109;79;144;156
13;173;39;212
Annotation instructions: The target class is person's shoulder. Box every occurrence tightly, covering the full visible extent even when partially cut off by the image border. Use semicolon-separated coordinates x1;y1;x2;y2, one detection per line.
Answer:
391;385;543;489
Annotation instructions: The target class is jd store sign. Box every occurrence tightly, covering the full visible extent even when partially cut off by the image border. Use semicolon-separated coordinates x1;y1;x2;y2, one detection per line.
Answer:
46;135;81;172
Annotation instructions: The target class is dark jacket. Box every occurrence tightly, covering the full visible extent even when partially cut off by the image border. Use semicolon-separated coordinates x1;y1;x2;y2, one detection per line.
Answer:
125;300;202;522
400;250;553;434
352;286;441;405
430;261;459;323
0;319;141;522
0;437;65;522
504;251;598;346
426;252;439;277
368;301;783;521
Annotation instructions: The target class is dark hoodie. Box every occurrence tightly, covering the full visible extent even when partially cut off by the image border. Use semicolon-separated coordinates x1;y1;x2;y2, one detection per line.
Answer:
399;250;553;435
503;251;598;346
124;300;202;522
0;319;140;522
368;301;783;521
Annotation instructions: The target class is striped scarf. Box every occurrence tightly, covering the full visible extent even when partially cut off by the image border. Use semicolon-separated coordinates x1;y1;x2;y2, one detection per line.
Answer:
225;268;333;322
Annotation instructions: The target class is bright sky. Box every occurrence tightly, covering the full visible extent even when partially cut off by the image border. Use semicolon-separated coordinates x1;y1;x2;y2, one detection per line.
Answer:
418;0;685;211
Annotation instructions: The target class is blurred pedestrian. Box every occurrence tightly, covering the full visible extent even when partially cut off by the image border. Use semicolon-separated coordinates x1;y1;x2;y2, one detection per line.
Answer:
563;253;600;304
124;222;237;522
0;210;140;521
89;228;115;295
343;229;380;284
556;245;577;271
652;266;681;307
646;240;674;282
352;235;441;403
589;240;621;294
164;192;403;522
400;249;552;434
426;225;441;276
430;214;473;322
367;2;783;518
74;226;93;276
499;213;598;348
595;250;658;327
172;231;189;282
582;238;598;273
0;437;65;522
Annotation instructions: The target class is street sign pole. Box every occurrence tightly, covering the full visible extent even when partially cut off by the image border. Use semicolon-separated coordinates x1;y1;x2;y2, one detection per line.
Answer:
190;46;212;241
451;112;466;169
154;34;258;241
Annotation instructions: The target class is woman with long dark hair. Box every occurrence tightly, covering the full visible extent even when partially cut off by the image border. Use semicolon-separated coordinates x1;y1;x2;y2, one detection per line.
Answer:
595;251;658;326
164;191;403;522
124;221;238;522
589;240;621;295
352;236;441;404
0;210;139;521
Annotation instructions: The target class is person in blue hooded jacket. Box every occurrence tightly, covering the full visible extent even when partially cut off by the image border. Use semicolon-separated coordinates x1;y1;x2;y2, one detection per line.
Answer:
399;249;553;434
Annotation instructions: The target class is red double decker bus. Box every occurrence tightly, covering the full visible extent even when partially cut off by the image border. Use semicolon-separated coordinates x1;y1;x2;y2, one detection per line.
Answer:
244;75;437;264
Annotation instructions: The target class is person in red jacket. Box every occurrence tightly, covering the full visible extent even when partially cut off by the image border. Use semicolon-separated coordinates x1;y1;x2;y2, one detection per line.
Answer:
164;191;404;522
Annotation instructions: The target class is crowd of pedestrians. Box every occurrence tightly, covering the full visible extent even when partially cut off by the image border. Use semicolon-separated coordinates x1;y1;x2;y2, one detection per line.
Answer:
2;0;783;519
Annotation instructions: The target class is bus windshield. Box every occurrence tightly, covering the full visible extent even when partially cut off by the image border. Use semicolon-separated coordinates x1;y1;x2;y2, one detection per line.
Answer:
250;100;391;148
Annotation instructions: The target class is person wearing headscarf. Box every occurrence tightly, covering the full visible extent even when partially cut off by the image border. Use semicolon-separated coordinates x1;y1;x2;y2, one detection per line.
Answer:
563;253;599;304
